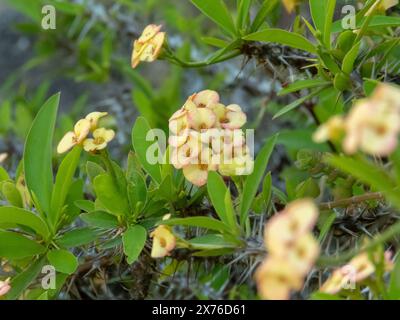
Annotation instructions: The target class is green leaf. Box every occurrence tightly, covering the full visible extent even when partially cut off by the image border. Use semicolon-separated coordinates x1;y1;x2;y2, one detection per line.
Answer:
0;231;46;259
56;228;99;248
2;181;23;207
318;211;336;243
122;225;147;264
132;117;162;184
6;256;46;300
388;256;400;299
224;188;240;234
81;211;119;229
244;29;316;53
50;146;82;227
188;234;237;250
24;93;60;215
250;0;278;32
201;37;229;48
0;206;50;238
240;135;277;224
93;173;130;216
342;41;361;75
86;161;105;183
237;0;252;30
207;172;229;225
332;15;400;33
309;0;336;48
191;0;236;36
273;88;324;119
279;79;330;96
74;199;95;212
162;217;232;234
47;249;78;275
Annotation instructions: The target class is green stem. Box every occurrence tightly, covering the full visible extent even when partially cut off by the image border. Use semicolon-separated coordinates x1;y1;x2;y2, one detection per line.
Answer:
166;50;241;68
317;220;400;267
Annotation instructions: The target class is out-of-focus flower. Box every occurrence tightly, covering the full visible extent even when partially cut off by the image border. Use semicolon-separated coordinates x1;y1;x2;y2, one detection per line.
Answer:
256;199;320;300
83;128;115;153
168;90;252;186
320;250;393;294
365;0;399;16
313;115;345;143
343;99;400;156
131;24;166;69
314;84;400;156
282;0;300;13
57;119;91;154
150;225;176;258
0;153;7;163
0;278;11;297
255;258;303;300
85;112;108;131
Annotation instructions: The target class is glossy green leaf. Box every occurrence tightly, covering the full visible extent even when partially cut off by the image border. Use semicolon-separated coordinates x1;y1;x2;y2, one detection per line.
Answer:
0;206;49;238
388;256;400;299
56;228;99;248
191;0;236;35
240;135;277;224
207;172;229;225
162;217;232;233
122;225;147;264
237;0;252;30
342;41;361;75
244;29;316;53
132;117;162;184
50;146;82;226
24;93;60;215
188;234;236;250
250;0;278;32
0;231;46;259
2;181;23;207
47;249;78;274
6;256;46;300
278;79;330;96
81;211;119;229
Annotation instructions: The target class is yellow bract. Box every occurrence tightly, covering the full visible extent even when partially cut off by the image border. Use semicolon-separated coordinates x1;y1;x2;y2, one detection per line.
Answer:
150;225;176;258
131;24;166;69
314;84;400;156
282;0;300;13
168;90;252;186
255;199;320;300
57;111;114;154
320;250;394;294
83;128;115;153
0;278;11;297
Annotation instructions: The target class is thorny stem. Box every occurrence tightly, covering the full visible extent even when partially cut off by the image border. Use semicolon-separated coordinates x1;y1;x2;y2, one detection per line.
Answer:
319;192;384;210
317;219;400;267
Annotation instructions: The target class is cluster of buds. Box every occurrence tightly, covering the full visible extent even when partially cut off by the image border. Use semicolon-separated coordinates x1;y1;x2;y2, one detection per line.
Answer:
314;84;400;156
0;278;11;297
131;24;166;69
57;112;115;154
255;199;320;300
320;250;393;294
168;90;254;187
150;214;176;258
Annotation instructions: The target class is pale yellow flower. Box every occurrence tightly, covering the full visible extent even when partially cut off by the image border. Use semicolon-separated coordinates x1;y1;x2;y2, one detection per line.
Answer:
0;153;7;163
343;99;400;156
313;115;345;143
282;0;300;13
83;128;115;152
85;112;108;131
220;104;247;130
131;24;165;69
255;258;303;300
170;132;201;169
150;225;176;258
286;233;320;275
0;278;11;297
319;268;351;294
57;119;91;154
365;0;399;15
192;90;220;108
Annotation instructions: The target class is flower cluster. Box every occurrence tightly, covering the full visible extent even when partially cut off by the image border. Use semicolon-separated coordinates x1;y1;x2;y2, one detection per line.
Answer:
320;250;393;294
0;278;11;297
150;214;176;258
57;112;115;154
255;199;320;300
314;84;400;156
131;24;166;69
168;90;253;186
